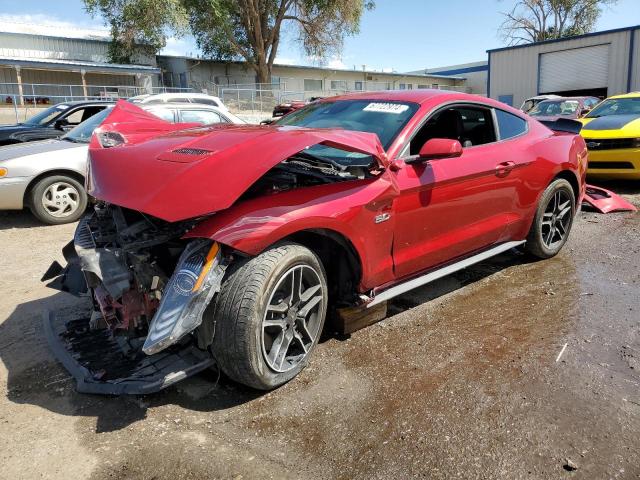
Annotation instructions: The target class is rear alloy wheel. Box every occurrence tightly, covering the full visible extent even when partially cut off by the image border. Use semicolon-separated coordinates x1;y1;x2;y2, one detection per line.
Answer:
211;243;328;390
29;175;87;225
525;178;575;259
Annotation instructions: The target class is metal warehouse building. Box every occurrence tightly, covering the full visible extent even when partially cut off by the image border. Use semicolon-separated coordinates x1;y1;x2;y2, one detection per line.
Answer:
488;25;640;108
0;25;160;106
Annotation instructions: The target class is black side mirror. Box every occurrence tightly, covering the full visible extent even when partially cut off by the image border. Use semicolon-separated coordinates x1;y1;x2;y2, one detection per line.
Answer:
54;118;69;130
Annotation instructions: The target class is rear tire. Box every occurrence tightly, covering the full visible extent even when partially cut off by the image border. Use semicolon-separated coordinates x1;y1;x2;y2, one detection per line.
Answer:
29;175;87;225
525;178;575;259
211;243;328;390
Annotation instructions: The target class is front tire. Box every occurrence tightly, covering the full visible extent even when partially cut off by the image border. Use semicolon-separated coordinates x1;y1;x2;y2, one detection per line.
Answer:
29;175;87;225
211;243;328;390
525;178;575;259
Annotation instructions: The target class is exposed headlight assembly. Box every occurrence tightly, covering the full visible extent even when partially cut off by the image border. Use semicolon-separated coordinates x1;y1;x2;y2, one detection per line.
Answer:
143;240;226;355
96;130;126;148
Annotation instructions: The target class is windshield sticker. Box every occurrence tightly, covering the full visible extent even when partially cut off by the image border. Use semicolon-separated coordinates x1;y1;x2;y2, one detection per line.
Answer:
363;103;409;114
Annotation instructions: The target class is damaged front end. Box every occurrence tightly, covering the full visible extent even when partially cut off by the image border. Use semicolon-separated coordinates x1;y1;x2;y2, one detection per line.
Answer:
43;204;226;394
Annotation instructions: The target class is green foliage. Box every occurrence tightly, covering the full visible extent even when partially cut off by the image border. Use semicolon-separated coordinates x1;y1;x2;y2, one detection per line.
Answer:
84;0;373;81
500;0;618;45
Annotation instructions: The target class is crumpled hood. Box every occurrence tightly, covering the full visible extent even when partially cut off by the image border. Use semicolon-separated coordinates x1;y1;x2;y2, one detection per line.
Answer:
88;101;386;222
0;138;81;162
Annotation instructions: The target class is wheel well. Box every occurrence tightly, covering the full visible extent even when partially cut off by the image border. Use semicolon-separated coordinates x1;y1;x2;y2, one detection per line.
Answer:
23;170;85;206
284;229;362;305
554;170;579;202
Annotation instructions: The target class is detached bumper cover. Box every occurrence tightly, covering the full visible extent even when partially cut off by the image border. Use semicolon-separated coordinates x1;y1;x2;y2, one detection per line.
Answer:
583;184;638;214
44;310;215;395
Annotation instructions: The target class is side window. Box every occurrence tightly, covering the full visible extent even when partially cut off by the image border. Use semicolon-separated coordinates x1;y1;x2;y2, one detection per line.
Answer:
180;110;223;125
148;108;176;123
495;109;527;140
585;98;599;108
64;107;91;125
407;105;497;156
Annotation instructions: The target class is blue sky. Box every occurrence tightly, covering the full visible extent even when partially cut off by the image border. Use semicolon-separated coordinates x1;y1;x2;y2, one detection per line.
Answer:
1;0;639;71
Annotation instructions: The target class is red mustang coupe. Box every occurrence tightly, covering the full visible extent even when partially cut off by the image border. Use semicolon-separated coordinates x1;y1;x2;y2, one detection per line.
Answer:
44;91;587;394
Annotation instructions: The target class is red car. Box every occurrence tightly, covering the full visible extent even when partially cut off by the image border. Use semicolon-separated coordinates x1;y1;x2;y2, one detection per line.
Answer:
44;92;587;394
272;97;323;117
527;96;601;122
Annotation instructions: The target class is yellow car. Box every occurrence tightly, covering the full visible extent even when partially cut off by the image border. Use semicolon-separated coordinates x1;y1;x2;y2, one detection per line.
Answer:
580;92;640;179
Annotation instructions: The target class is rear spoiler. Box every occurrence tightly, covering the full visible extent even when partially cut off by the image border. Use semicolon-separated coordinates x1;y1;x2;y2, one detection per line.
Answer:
539;118;583;135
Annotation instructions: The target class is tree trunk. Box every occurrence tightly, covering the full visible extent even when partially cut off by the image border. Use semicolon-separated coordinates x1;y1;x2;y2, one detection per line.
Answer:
256;61;271;84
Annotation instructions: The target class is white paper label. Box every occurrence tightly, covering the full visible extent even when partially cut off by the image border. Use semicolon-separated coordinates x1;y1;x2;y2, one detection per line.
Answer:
363;103;409;114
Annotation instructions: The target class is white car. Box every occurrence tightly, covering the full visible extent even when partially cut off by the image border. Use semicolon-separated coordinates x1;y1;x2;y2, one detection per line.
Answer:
130;92;228;112
143;103;244;125
0;103;244;224
520;95;562;113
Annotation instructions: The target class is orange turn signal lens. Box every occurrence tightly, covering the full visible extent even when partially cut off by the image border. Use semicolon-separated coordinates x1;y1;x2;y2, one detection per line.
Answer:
192;242;220;292
0;167;7;177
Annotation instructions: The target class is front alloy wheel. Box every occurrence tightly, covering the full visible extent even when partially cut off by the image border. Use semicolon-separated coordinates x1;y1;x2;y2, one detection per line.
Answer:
262;265;324;373
211;243;328;390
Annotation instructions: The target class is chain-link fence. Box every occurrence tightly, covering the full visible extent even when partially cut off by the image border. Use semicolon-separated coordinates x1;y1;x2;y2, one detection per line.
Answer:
0;82;194;123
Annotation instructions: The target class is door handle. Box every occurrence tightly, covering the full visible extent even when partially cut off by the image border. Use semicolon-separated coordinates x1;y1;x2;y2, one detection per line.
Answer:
495;161;516;177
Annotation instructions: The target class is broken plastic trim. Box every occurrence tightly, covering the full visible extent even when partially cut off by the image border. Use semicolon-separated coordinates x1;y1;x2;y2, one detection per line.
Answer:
43;310;215;395
142;240;226;355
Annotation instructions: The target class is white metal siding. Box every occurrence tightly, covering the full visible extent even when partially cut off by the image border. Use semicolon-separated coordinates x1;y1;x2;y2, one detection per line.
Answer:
539;44;610;93
490;29;632;107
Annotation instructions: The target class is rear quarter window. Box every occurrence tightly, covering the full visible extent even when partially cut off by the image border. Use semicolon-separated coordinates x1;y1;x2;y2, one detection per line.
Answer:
496;109;527;140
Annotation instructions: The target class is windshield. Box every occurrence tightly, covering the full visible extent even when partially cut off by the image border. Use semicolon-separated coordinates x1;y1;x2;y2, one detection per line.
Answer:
529;100;580;117
276;100;419;149
62;107;112;143
23;104;70;126
586;97;640;118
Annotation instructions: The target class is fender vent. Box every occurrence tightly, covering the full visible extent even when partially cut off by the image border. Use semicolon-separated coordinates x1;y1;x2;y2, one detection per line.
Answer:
172;147;211;156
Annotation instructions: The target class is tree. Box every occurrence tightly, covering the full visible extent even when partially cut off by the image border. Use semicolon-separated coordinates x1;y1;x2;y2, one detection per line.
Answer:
499;0;617;45
85;0;374;83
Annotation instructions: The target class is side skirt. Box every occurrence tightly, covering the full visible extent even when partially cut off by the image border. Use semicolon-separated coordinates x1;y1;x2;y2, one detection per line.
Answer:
367;241;525;308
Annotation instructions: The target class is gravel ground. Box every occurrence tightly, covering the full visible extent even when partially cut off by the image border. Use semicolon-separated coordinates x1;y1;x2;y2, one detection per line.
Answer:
0;181;639;480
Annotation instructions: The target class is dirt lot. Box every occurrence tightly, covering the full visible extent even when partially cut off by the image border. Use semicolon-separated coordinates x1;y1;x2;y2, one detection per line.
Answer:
1;182;639;480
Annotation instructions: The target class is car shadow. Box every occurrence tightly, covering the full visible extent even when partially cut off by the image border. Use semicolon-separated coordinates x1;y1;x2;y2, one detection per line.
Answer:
0;247;537;434
0;210;43;230
586;178;640;195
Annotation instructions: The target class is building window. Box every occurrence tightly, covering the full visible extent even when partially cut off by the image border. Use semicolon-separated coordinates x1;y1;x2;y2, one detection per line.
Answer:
330;80;347;90
399;83;406;90
432;83;439;89
355;81;363;91
304;79;323;91
418;84;429;89
406;84;413;90
271;76;281;87
498;95;514;107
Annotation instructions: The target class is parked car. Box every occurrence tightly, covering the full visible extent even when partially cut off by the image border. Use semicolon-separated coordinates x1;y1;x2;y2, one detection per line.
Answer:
129;92;228;112
520;94;562;113
0;103;245;224
579;92;640;179
143;103;244;125
0;100;112;146
272;97;324;117
528;97;601;121
44;92;586;394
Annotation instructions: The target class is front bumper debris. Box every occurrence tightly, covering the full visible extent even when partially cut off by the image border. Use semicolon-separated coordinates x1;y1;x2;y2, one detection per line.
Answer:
44;310;215;395
583;184;638;214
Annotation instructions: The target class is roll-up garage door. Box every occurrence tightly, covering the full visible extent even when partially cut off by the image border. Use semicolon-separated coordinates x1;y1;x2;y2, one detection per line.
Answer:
539;44;610;93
